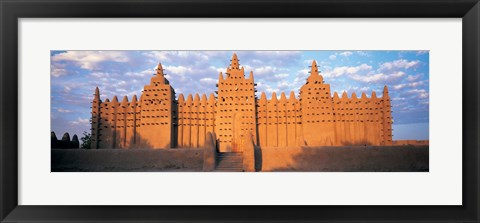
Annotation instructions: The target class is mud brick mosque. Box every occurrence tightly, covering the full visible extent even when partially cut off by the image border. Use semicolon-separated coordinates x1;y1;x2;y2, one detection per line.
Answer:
90;54;393;152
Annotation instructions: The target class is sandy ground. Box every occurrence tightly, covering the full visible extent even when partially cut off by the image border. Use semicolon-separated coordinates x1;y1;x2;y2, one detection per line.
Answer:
52;145;428;172
257;145;428;172
51;148;204;172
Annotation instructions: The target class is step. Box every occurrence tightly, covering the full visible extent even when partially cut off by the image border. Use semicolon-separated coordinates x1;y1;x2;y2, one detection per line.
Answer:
216;158;243;162
215;164;243;168
216;155;243;157
216;159;243;162
217;152;243;155
216;162;243;166
213;169;244;172
216;160;243;163
215;152;244;171
216;163;242;166
216;155;243;158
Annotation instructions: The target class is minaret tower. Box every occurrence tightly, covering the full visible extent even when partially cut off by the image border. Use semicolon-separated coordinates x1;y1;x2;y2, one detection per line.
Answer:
382;86;393;145
300;60;335;146
90;87;101;149
138;63;176;148
215;53;257;152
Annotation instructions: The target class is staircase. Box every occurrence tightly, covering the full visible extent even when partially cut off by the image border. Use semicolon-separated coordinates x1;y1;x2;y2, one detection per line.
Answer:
214;152;243;172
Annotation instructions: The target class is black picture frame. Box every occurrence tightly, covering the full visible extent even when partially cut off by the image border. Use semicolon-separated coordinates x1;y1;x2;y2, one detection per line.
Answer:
1;0;479;222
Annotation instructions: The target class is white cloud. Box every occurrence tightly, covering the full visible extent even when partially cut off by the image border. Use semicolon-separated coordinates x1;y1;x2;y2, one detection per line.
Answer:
112;80;128;88
252;51;302;60
356;51;369;57
416;50;429;55
125;69;154;78
379;59;420;71
57;108;73;113
51;51;129;70
323;64;372;78
143;51;210;64
70;117;90;126
350;71;406;83
63;86;72;93
406;74;421;82
164;65;193;75
210;66;224;74
329;55;337;60
274;73;289;79
407;89;429;99
90;72;111;78
256;82;279;97
339;51;353;57
51;67;68;77
393;80;426;91
242;65;280;77
199;77;218;85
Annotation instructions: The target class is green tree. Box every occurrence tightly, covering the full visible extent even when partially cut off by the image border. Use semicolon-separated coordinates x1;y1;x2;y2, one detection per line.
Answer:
80;131;91;149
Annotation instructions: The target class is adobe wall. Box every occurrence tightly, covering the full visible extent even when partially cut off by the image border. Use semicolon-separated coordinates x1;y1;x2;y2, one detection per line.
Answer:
300;61;336;146
215;54;257;152
51;146;428;172
51;149;204;172
256;91;301;148
257;146;429;172
92;64;175;149
176;93;216;149
332;91;388;146
393;140;429;146
137;65;176;148
90;54;394;150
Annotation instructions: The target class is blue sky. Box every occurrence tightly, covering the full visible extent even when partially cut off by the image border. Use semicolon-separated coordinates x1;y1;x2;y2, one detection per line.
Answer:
51;50;429;140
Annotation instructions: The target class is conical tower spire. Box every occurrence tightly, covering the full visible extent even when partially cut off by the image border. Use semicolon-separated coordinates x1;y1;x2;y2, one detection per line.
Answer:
289;91;296;100
219;72;224;82
280;92;287;101
186;94;193;103
152;63;166;85
383;85;389;98
361;92;367;99
333;92;340;100
178;93;185;104
351;92;357;99
94;86;100;100
121;95;129;107
208;93;216;105
193;93;200;106
271;92;278;101
306;60;323;84
260;92;267;101
156;63;164;76
311;60;319;76
230;53;240;69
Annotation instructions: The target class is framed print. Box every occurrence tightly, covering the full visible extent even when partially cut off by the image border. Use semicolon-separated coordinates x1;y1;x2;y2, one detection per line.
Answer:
1;0;479;222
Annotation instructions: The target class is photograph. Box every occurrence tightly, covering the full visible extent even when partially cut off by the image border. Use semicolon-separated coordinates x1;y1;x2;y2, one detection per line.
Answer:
50;50;429;172
3;0;478;221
